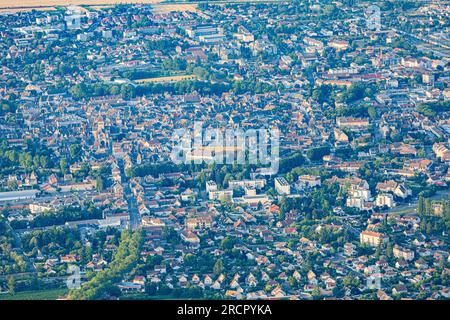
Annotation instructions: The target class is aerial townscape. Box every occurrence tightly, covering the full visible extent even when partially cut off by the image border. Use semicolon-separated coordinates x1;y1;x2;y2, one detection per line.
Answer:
0;0;449;301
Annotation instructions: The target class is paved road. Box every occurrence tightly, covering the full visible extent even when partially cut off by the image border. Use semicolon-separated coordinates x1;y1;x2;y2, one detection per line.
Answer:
124;182;140;230
116;159;140;230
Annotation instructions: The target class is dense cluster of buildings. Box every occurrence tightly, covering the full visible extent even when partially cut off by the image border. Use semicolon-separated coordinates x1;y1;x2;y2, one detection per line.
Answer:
0;1;449;300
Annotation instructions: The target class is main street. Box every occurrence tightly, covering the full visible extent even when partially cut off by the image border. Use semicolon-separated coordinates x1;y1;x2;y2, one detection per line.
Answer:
115;158;140;230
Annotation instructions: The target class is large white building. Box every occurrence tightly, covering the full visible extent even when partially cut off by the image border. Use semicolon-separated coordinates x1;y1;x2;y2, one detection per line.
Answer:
228;179;266;190
297;175;321;189
29;203;53;214
206;180;218;192
346;184;371;210
275;177;290;195
209;189;233;201
185;25;225;43
393;245;415;261
360;230;388;247
234;194;270;206
375;193;396;208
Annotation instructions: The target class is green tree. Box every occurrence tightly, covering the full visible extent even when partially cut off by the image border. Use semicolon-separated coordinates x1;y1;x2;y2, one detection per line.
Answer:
312;286;321;299
418;195;425;216
7;276;15;295
220;237;234;251
213;259;224;276
60;158;69;174
69;144;82;159
96;176;105;192
386;243;393;259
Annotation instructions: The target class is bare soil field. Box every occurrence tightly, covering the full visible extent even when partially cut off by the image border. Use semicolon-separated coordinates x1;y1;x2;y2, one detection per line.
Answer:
134;74;197;83
152;3;198;13
0;7;56;12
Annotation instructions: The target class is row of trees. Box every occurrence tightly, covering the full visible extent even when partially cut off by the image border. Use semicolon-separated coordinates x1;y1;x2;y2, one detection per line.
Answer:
418;196;450;235
11;204;103;230
68;230;143;300
417;101;450;118
278;182;341;220
0;217;27;275
311;83;378;106
21;227;82;256
306;146;330;161
0;139;55;177
71;69;278;102
126;161;181;178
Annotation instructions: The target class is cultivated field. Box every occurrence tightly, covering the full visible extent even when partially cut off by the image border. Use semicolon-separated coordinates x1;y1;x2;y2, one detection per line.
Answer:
0;0;163;9
0;0;279;12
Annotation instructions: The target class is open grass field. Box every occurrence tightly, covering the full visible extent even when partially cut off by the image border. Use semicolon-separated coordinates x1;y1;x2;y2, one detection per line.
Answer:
134;74;197;84
0;288;68;300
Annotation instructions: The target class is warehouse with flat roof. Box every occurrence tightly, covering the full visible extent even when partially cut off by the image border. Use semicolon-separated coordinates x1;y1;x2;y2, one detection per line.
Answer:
0;190;40;202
